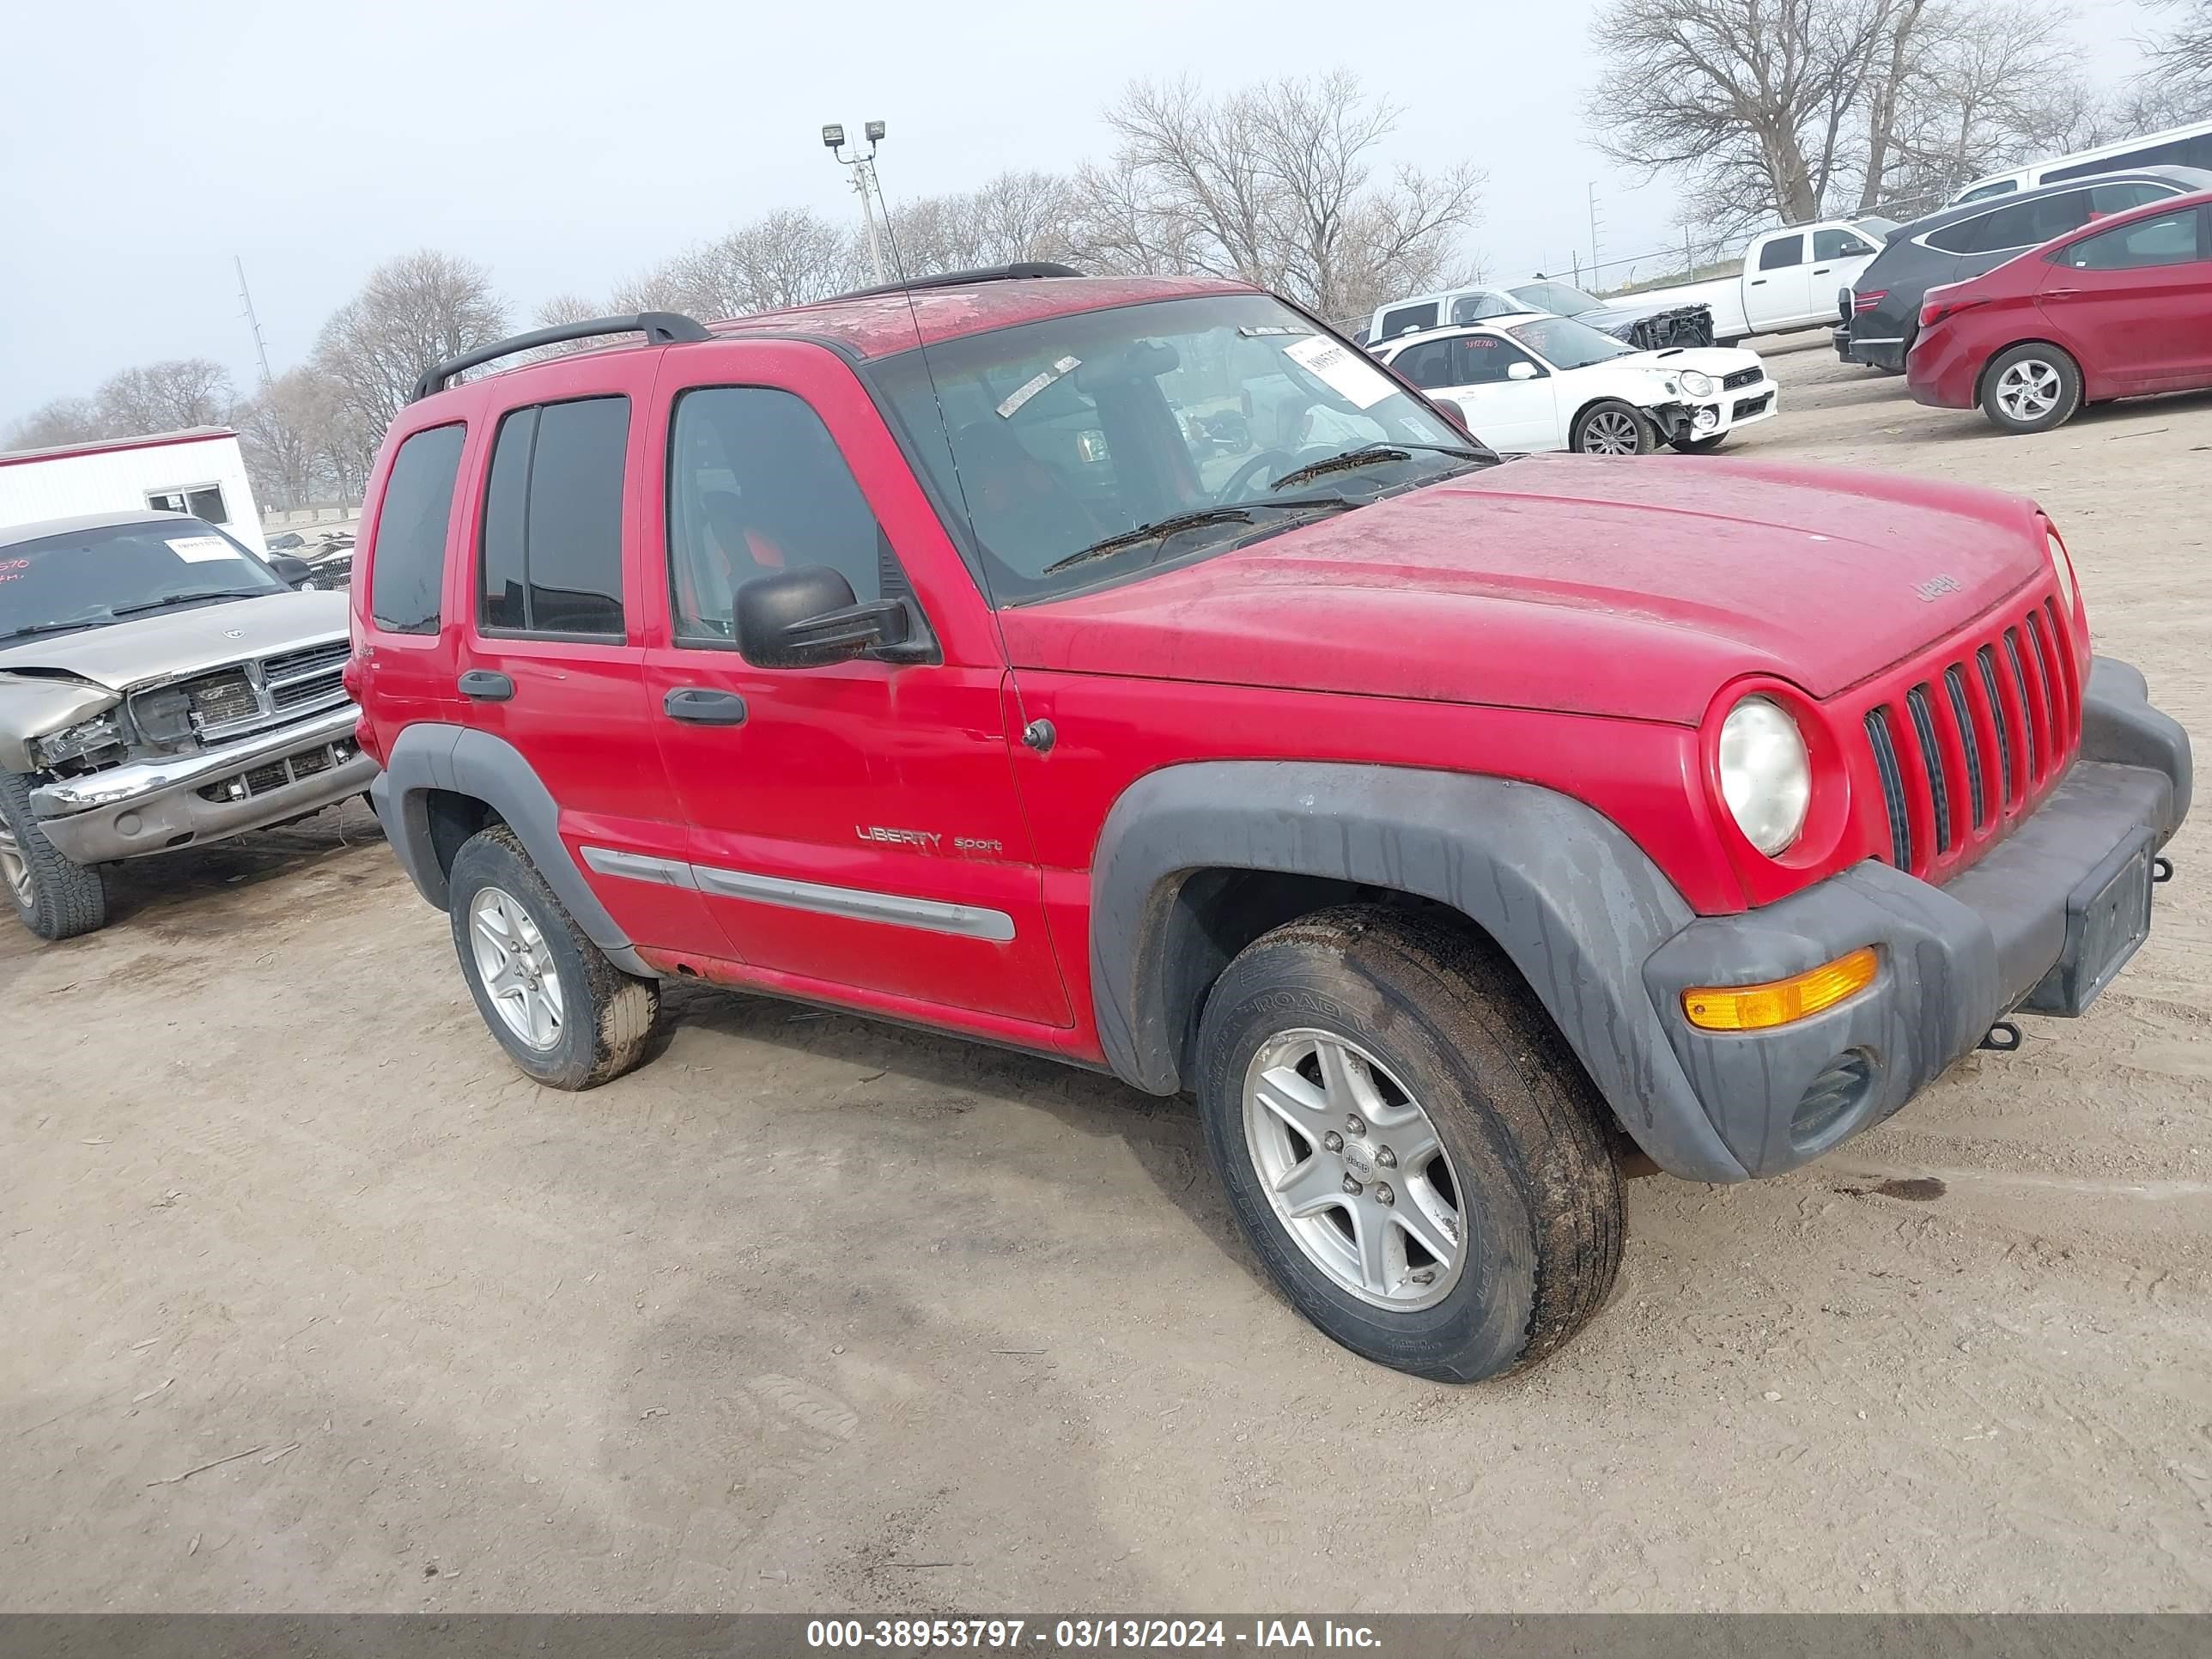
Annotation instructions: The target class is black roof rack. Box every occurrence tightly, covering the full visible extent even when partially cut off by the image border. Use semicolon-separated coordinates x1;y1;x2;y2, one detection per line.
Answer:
823;262;1085;304
410;312;713;403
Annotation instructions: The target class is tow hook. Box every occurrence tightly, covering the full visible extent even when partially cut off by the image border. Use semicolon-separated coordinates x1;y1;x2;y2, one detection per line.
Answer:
1978;1020;2023;1054
2153;855;2174;885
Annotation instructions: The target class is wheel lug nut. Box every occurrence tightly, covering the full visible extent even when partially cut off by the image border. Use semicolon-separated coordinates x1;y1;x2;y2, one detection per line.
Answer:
1376;1183;1395;1206
1376;1146;1396;1168
1346;1115;1365;1135
1323;1132;1344;1152
1342;1176;1364;1195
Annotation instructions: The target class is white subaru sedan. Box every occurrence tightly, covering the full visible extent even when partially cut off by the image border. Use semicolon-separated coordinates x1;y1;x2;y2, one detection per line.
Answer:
1376;313;1778;455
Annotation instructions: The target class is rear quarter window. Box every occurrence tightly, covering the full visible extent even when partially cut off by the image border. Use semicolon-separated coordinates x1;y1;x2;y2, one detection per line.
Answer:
368;422;466;635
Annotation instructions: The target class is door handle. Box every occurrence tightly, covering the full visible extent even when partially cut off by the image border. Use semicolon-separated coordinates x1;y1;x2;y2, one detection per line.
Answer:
1814;265;1832;274
2045;287;2082;298
663;687;748;726
458;670;514;702
1750;278;1766;286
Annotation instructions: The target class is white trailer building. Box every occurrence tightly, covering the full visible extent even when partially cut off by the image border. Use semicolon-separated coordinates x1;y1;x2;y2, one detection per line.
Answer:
0;428;267;555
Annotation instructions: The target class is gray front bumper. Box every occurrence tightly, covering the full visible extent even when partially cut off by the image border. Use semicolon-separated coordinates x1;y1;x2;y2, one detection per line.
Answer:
1639;657;2189;1177
31;705;374;864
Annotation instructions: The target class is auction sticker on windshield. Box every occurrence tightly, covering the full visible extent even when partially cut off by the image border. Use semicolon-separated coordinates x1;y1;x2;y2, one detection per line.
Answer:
167;537;242;563
1284;336;1395;410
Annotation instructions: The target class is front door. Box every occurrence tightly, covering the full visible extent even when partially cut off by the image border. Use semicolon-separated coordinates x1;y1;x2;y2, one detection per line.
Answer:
638;344;1072;1028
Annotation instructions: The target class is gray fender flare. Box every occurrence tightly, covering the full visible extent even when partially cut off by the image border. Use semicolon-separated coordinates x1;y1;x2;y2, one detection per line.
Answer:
1087;760;1749;1182
370;722;653;978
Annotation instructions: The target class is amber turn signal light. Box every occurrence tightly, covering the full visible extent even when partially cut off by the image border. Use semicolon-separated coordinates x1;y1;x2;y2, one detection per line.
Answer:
1681;947;1879;1032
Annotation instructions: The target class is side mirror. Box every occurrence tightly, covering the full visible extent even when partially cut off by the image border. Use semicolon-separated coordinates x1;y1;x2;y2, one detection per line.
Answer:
735;565;911;669
265;553;313;588
1506;361;1540;382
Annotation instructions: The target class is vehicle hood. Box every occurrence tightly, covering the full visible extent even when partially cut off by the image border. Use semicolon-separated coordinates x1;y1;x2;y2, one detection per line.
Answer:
1626;346;1765;380
1000;456;2049;723
0;589;348;692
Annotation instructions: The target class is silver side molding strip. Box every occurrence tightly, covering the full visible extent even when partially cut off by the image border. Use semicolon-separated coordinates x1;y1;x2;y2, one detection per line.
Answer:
580;845;1016;942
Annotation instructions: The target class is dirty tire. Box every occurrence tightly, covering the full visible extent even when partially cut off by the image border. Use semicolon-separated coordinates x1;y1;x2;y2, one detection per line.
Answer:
1570;398;1658;456
447;824;660;1090
1194;906;1623;1382
1668;432;1729;454
0;770;107;942
1980;342;2082;434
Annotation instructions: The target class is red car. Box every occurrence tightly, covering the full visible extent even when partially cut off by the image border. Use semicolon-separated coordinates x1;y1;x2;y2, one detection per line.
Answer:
349;268;2189;1381
1908;187;2212;432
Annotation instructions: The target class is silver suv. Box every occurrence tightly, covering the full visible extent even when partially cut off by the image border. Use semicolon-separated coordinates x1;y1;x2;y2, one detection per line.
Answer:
0;509;371;940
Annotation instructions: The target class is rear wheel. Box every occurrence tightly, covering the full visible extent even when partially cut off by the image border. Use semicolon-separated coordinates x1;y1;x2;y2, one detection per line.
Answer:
1194;908;1624;1382
0;770;107;942
1981;343;2082;433
447;825;661;1089
1571;400;1658;456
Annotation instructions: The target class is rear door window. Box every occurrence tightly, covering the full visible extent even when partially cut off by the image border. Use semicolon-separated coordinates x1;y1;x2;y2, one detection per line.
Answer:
1378;302;1439;338
1758;234;1806;270
368;422;465;635
1958;190;2099;254
1391;339;1460;388
476;396;630;640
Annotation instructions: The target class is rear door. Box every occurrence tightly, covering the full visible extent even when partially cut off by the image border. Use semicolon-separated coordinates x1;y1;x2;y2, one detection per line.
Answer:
1441;334;1560;450
637;341;1071;1027
351;418;471;749
454;354;718;958
1746;234;1813;330
2040;204;2212;390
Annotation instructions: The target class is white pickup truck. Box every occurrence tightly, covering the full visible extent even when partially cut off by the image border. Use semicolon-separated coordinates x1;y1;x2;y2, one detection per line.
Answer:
1608;218;1897;345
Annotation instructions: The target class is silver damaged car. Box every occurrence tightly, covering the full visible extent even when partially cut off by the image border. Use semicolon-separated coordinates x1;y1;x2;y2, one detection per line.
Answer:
0;509;373;940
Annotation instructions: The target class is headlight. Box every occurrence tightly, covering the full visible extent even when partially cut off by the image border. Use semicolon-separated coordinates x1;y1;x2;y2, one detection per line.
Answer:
31;714;125;769
2045;529;2077;612
131;685;196;749
1678;368;1715;397
1718;696;1811;856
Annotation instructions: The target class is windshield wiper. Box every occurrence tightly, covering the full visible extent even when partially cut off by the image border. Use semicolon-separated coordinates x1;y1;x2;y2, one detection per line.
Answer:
106;589;263;619
1267;443;1486;491
0;617;108;644
1042;498;1357;576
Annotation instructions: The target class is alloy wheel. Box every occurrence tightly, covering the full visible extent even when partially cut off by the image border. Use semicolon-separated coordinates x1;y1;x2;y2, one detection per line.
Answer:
1994;359;2063;423
1241;1030;1468;1310
1580;410;1644;454
0;821;32;910
469;885;564;1051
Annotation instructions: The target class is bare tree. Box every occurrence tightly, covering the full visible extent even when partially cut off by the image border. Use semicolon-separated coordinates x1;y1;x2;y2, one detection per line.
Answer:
1588;0;1899;230
94;358;236;435
1879;1;2089;206
4;397;105;450
234;368;348;508
2143;0;2212;94
618;209;857;320
879;173;1081;276
312;251;509;453
1084;73;1484;317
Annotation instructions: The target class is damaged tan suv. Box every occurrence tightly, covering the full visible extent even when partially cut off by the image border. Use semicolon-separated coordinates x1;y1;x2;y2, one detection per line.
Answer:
0;509;373;940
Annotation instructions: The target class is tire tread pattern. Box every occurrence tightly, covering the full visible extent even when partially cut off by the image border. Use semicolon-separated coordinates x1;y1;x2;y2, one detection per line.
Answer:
0;769;108;941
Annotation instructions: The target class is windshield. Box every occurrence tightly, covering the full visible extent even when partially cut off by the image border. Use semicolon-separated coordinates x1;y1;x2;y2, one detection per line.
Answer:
1448;290;1528;325
1506;281;1602;317
870;293;1484;602
1504;315;1639;370
1855;216;1901;242
0;519;286;645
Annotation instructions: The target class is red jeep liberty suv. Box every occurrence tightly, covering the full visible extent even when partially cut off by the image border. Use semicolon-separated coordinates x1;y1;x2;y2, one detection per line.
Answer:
347;266;2191;1382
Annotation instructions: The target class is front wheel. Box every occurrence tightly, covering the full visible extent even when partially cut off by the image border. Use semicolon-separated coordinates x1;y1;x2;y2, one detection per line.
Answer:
1981;343;2082;433
0;770;107;941
1570;399;1658;456
1194;908;1625;1382
1668;432;1729;454
447;824;661;1089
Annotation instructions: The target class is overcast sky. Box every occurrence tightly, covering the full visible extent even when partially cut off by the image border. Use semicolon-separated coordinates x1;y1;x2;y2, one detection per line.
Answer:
1;0;2161;427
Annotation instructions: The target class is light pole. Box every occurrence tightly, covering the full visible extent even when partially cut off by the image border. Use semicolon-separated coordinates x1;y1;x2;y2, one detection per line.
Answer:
823;120;888;286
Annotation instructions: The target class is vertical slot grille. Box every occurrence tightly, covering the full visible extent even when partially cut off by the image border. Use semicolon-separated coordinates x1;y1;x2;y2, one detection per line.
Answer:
2003;629;2040;779
1864;706;1914;870
1977;646;2015;806
1944;665;1988;830
1904;684;1954;856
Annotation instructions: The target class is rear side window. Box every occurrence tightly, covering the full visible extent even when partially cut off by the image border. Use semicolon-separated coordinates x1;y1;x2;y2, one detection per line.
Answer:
368;422;465;635
665;386;888;646
1379;303;1438;338
1391;339;1459;388
2057;208;2207;270
1758;234;1805;270
477;396;630;640
1953;190;2099;254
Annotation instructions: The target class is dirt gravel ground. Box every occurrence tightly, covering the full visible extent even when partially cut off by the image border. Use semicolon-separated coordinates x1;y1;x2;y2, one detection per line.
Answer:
4;337;2209;1614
